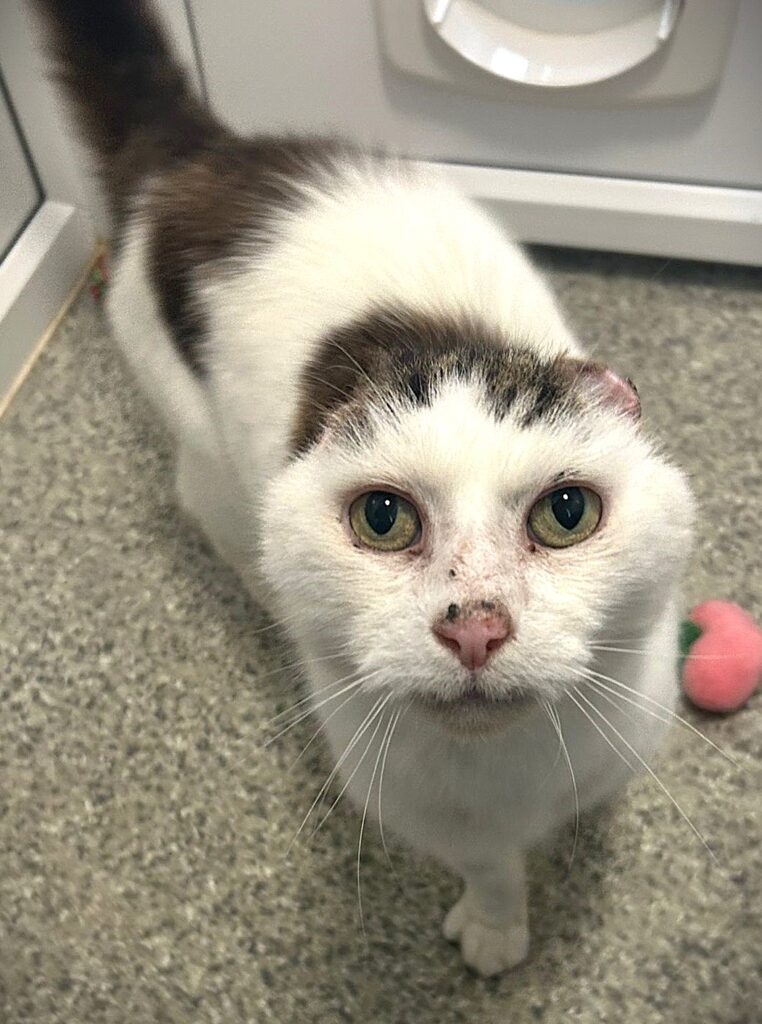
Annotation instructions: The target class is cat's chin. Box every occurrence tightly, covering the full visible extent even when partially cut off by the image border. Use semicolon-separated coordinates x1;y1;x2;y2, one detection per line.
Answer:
412;688;534;737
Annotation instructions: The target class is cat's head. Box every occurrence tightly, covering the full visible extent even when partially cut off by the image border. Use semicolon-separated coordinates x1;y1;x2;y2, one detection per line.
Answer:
261;310;694;735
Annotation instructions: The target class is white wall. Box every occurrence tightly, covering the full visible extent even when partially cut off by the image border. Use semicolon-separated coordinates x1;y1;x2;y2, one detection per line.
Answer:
190;0;762;191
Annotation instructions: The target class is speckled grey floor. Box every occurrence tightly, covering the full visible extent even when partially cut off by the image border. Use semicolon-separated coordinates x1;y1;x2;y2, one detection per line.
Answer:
1;249;761;1024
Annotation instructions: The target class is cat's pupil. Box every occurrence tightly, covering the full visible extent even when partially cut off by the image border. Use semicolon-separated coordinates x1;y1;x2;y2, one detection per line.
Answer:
550;487;585;531
365;492;398;535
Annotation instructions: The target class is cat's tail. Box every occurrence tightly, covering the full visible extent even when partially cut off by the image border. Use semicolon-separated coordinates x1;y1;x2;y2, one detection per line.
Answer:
32;0;219;222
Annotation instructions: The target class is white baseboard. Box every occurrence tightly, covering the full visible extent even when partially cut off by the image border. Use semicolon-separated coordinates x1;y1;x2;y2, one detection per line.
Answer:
426;162;762;266
0;201;94;414
2;167;757;415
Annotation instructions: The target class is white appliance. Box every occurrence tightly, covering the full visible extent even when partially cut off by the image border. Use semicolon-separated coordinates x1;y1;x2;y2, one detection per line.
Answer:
188;0;762;265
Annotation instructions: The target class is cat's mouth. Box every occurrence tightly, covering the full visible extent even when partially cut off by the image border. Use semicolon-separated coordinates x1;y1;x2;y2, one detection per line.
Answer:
413;686;533;733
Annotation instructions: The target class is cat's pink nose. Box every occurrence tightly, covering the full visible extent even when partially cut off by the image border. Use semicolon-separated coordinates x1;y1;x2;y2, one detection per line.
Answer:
433;614;512;671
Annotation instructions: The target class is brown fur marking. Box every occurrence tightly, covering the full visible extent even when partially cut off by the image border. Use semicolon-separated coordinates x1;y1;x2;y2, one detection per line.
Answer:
34;0;346;371
144;137;345;372
291;309;585;454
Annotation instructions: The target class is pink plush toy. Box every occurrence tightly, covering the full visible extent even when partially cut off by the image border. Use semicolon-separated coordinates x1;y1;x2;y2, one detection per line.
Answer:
680;600;762;713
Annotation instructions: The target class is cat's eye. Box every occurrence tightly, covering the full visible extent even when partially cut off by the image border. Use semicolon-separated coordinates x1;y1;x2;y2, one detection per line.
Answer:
528;486;602;549
349;491;422;552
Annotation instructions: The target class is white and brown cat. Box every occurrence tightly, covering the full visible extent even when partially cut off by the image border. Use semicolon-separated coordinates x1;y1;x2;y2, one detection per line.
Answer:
35;0;694;975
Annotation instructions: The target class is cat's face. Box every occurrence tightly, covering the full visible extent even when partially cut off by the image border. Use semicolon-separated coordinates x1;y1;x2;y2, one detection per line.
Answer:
261;337;694;735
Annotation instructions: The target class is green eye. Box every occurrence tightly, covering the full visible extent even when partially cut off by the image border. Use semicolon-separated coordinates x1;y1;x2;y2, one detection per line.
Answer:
528;486;602;549
349;491;422;551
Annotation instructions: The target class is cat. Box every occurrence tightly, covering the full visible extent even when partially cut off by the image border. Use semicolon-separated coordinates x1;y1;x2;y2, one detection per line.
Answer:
35;0;694;975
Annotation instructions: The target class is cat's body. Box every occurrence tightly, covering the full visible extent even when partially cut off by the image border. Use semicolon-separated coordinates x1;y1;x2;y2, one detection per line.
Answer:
36;0;694;975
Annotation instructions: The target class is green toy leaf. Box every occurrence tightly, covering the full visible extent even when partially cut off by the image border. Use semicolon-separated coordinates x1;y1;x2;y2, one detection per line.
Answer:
678;619;702;674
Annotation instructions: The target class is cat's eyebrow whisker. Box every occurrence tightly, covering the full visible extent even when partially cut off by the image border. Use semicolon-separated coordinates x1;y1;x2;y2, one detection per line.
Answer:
575;666;738;767
286;692;389;854
543;700;579;872
324;338;381;396
313;693;394;836
297;393;341;421
300;370;354;400
571;686;717;861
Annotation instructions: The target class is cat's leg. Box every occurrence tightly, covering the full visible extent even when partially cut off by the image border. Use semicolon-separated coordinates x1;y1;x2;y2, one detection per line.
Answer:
443;850;529;976
176;443;253;573
176;442;280;612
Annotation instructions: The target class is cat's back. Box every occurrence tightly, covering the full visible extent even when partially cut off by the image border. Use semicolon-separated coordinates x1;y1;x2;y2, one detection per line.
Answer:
202;155;579;376
108;147;580;484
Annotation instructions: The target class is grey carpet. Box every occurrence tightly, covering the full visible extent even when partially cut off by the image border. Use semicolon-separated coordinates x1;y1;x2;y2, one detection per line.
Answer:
1;249;760;1024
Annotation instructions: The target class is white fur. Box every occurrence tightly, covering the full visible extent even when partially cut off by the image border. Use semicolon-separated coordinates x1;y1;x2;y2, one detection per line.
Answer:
107;159;694;976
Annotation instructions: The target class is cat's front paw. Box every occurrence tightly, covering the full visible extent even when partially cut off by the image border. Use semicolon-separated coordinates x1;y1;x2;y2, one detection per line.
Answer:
443;896;529;977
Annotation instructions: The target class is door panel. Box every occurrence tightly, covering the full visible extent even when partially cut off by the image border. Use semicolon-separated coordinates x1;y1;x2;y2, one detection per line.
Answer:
191;0;762;191
0;78;42;261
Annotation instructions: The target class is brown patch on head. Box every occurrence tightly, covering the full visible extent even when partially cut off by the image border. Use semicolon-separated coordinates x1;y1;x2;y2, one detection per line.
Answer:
291;308;587;454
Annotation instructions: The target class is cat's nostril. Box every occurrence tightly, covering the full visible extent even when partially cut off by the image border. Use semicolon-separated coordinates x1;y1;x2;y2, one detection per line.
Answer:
432;612;512;671
437;634;461;657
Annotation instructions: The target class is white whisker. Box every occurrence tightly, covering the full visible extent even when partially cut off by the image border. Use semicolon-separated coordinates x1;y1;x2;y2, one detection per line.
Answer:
544;700;579;871
263;659;359;728
287;689;364;772
566;688;638;775
262;682;362;748
314;693;393;835
378;703;409;876
577;666;738;766
265;645;353;682
573;686;716;860
576;676;646;733
594;635;655;646
356;706;395;937
262;671;380;749
591;644;733;662
286;692;388;854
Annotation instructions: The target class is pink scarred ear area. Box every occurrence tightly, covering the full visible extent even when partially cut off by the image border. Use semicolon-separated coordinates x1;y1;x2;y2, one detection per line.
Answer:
569;360;641;420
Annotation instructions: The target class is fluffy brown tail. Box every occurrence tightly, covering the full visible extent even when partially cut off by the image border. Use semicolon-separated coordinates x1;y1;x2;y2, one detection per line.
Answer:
32;0;219;223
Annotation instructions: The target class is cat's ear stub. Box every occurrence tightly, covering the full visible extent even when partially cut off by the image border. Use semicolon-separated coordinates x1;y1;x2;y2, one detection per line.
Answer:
571;360;641;420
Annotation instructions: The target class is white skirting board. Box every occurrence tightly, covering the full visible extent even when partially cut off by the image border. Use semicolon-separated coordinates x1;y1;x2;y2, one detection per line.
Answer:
427;163;762;267
1;165;758;413
0;201;93;415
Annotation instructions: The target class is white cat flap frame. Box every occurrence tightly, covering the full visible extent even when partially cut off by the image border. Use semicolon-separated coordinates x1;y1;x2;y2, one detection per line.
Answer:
187;0;762;267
